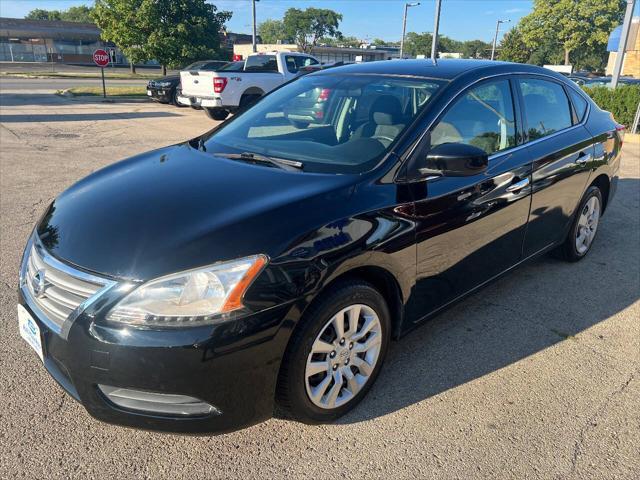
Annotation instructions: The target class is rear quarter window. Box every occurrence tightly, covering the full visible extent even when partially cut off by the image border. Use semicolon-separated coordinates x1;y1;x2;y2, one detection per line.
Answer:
245;55;278;72
568;89;588;122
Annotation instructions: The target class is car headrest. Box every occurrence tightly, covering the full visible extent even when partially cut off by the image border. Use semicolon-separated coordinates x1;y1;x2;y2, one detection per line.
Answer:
370;95;402;126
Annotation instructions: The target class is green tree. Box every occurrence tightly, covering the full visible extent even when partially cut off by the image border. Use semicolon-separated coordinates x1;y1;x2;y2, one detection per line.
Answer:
26;5;94;22
93;0;231;74
283;7;342;53
520;0;625;66
460;40;492;59
497;26;533;63
404;32;432;57
321;35;361;48
26;9;62;20
258;19;286;44
60;6;94;22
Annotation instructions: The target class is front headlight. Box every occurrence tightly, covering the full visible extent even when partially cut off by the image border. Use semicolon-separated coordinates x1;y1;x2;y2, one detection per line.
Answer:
107;255;267;328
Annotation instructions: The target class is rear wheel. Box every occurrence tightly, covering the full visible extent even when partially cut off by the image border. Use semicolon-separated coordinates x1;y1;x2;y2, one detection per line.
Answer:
277;280;390;423
239;93;262;110
203;107;229;121
557;185;603;262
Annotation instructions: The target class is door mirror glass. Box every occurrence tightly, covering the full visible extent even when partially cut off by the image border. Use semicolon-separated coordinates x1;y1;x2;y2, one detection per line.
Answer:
421;142;488;177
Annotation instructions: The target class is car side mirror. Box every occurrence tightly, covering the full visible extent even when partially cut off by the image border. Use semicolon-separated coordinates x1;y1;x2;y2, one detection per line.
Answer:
420;143;489;177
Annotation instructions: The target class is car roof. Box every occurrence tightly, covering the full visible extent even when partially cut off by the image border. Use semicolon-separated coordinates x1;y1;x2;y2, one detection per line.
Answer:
311;58;561;81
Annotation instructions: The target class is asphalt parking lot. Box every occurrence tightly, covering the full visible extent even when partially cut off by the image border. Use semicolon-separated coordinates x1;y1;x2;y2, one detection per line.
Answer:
1;82;639;479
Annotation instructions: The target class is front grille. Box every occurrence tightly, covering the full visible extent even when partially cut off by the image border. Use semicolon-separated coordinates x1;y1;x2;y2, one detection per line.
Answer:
23;243;109;330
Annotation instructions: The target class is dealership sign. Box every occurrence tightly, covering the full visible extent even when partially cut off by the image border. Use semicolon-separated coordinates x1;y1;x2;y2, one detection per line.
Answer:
93;49;110;67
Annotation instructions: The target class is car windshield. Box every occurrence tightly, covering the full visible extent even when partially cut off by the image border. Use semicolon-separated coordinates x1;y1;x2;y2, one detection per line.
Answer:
203;74;445;174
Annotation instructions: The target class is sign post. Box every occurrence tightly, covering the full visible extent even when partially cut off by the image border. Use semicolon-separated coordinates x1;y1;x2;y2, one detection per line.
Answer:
92;49;110;98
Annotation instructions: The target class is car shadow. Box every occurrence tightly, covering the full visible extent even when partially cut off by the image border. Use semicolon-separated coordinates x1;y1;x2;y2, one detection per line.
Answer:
333;177;639;424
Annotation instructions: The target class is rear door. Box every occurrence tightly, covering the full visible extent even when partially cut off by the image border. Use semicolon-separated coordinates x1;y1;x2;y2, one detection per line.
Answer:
409;78;533;320
516;77;594;256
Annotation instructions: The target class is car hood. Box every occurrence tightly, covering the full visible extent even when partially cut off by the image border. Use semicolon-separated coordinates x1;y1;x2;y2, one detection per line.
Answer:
37;143;355;281
151;75;179;83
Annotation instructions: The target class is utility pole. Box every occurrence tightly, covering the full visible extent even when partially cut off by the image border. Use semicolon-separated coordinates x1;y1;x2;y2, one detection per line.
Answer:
252;0;259;53
430;0;442;61
399;2;420;59
611;0;636;89
491;19;511;60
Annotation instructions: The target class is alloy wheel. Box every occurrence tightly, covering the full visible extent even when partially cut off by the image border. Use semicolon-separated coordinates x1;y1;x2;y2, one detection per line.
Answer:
305;304;382;409
575;196;600;254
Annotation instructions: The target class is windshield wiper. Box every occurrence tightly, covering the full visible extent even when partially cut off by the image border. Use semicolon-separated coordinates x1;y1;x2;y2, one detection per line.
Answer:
215;152;303;171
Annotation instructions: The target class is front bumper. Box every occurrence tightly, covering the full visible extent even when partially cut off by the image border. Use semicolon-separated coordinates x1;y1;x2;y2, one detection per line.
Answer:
146;87;173;103
17;286;293;434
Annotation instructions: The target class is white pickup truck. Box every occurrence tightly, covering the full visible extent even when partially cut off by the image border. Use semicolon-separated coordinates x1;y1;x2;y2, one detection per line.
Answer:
178;51;320;120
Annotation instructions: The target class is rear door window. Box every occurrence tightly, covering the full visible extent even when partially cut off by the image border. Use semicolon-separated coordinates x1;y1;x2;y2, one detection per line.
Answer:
518;79;573;140
244;55;278;72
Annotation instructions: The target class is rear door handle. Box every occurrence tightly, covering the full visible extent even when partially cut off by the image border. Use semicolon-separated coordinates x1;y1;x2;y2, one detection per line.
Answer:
576;151;592;165
506;177;530;193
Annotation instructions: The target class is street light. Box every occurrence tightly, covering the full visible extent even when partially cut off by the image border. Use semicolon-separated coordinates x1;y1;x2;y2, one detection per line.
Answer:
399;2;420;59
252;0;260;53
490;19;511;61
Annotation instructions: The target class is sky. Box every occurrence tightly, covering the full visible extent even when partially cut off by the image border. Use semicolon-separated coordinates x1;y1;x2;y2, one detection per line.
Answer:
1;0;639;43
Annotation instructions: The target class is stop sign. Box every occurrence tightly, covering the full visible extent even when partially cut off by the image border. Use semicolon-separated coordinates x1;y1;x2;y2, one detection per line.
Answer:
93;49;110;67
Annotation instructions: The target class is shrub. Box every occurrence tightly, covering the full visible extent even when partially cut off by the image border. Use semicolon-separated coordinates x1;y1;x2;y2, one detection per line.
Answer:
582;85;640;127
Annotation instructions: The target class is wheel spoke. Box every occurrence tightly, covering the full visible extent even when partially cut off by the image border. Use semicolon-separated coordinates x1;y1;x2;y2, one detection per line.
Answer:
332;312;345;339
347;305;361;336
311;338;335;355
310;373;332;403
353;332;382;354
306;361;329;377
342;367;361;395
325;370;343;407
352;356;373;376
351;315;376;342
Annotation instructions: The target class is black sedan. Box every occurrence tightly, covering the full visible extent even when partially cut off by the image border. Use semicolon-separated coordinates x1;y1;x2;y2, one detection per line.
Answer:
146;74;182;106
18;60;622;434
147;60;229;106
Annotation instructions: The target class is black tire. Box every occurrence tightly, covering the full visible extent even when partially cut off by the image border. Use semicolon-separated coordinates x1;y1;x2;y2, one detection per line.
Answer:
239;93;262;110
172;88;184;107
557;185;603;262
203;107;229;121
276;279;391;424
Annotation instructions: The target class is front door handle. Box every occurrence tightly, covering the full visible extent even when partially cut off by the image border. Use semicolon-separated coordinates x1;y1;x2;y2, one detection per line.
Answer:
506;177;530;193
576;151;592;165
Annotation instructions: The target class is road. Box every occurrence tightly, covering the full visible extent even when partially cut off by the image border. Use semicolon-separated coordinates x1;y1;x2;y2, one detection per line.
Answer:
0;76;150;91
0;84;639;479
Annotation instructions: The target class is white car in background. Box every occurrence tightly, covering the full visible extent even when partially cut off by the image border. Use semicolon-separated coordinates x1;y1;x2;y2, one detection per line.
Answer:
178;51;320;120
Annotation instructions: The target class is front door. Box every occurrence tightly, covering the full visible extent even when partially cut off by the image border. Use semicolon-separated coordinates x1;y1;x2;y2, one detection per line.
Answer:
407;78;533;323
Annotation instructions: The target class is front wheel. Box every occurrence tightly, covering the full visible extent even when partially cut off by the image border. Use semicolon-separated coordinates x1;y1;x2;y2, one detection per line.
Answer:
557;185;603;262
277;280;390;423
203;107;229;121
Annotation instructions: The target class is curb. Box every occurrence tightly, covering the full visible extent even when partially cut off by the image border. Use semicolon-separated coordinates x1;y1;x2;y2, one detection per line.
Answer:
625;133;639;144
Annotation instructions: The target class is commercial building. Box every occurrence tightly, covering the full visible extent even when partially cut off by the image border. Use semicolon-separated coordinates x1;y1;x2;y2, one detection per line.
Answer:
0;17;112;63
606;17;640;77
233;43;390;63
0;17;252;65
